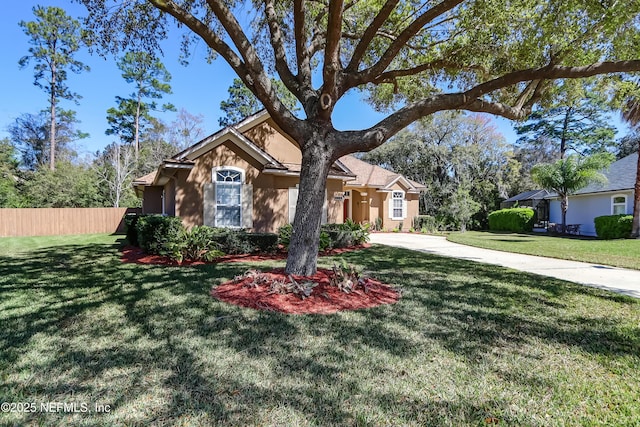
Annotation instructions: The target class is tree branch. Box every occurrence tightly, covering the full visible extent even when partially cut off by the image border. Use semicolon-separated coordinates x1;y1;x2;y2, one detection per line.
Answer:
345;0;400;73
348;0;464;90
294;0;312;87
148;0;246;77
320;0;344;116
263;0;301;99
464;61;640;101
203;0;301;132
336;59;640;156
370;59;487;83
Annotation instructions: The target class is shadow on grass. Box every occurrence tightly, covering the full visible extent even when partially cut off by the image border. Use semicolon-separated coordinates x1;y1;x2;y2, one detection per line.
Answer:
0;241;638;425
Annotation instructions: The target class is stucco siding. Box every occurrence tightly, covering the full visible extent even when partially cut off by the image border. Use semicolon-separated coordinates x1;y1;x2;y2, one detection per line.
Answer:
326;179;344;224
142;187;163;214
176;141;262;228
242;119;302;165
380;183;420;230
172;139;345;232
549;190;634;236
164;179;176;216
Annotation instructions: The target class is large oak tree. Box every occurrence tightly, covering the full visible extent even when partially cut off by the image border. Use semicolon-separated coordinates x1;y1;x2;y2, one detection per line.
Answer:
80;0;640;275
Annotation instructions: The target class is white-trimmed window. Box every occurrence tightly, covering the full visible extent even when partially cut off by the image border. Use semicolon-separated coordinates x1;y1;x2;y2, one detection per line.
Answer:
214;167;244;227
612;195;627;215
390;191;406;220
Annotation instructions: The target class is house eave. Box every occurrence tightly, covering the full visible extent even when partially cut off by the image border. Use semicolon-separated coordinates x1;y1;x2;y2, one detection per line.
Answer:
545;188;635;199
262;167;355;181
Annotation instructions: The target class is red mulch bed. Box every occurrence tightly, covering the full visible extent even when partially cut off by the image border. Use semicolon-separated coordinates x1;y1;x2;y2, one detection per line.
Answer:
211;268;399;314
120;244;371;266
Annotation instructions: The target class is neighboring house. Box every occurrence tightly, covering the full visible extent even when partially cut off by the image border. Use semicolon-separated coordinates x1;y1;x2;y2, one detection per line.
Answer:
500;189;551;227
546;153;637;236
133;111;426;233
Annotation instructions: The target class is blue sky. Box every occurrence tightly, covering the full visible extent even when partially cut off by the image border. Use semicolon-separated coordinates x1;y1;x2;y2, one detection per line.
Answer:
0;1;629;159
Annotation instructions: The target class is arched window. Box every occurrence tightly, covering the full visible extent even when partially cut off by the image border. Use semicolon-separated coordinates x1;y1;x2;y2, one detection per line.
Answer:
612;195;627;215
214;167;244;227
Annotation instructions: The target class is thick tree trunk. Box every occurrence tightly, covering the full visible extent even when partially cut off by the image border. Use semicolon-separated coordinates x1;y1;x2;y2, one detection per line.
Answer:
285;140;334;276
633;146;640;237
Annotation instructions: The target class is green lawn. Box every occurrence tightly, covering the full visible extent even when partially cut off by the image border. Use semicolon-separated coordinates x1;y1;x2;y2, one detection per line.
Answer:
447;231;640;270
1;234;639;426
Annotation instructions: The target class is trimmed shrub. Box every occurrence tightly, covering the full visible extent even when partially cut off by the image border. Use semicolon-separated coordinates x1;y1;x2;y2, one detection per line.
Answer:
277;224;293;248
488;208;535;232
124;213;142;246
324;229;354;248
246;233;279;253
179;226;225;262
594;214;633;239
278;220;370;251
205;228;254;255
135;215;185;256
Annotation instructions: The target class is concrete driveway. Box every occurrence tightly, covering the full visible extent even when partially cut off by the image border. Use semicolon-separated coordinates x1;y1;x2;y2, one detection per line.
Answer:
370;233;640;299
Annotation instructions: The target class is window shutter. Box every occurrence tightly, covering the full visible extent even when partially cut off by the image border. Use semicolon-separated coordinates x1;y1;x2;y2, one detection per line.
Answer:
242;184;253;229
402;196;407;219
388;194;393;219
203;182;216;227
322;189;328;224
288;187;298;224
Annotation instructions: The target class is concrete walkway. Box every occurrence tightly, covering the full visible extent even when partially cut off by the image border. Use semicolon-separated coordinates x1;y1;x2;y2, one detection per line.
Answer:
370;233;640;299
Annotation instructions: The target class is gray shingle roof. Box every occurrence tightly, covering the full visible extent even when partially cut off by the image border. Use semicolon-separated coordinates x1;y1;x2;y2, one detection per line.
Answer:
503;189;551;203
573;153;638;195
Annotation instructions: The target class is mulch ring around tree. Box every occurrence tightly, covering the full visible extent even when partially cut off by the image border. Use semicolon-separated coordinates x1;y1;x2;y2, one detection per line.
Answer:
211;268;400;314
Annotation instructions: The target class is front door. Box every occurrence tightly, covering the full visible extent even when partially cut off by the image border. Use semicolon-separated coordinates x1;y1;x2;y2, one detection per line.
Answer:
342;191;351;222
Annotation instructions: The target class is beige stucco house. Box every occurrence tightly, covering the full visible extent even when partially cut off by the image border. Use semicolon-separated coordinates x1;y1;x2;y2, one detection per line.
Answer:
133;111;426;233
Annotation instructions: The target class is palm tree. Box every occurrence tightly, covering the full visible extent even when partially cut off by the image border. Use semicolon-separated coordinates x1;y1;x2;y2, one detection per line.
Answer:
531;153;613;233
621;95;640;238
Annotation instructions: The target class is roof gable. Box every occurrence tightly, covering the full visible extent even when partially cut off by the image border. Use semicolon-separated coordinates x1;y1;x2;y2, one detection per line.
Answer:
134;111;427;189
339;155;426;193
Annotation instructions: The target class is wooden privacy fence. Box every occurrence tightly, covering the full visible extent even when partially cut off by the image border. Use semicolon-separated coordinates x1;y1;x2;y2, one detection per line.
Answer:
0;208;141;237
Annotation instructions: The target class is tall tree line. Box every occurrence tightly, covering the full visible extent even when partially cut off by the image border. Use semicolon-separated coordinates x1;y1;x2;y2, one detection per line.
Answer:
2;5;207;209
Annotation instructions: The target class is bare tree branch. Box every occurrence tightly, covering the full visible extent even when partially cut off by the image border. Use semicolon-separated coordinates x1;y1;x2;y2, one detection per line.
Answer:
148;0;246;81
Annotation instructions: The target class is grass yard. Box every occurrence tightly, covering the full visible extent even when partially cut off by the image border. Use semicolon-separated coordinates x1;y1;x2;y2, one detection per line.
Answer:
1;234;639;426
448;231;640;271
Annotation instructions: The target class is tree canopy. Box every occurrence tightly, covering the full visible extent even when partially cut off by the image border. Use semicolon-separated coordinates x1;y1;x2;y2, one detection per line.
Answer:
515;93;616;160
106;51;174;153
79;0;640;274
